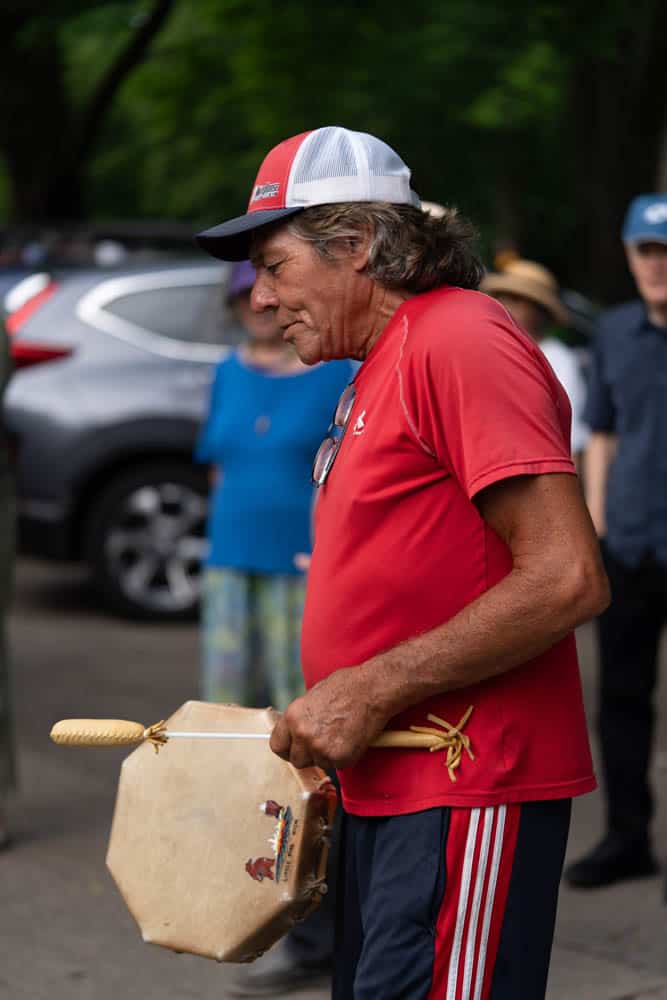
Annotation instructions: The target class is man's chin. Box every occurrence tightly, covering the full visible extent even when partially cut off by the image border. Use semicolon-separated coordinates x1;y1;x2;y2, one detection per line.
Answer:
297;351;323;366
642;291;667;310
290;336;323;366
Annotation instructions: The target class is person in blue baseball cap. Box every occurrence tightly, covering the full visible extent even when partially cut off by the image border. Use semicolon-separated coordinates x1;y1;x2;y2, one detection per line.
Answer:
565;195;667;894
622;194;667;245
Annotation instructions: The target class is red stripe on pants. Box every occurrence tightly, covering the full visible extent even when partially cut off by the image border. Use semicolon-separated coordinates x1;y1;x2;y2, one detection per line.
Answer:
428;805;520;1000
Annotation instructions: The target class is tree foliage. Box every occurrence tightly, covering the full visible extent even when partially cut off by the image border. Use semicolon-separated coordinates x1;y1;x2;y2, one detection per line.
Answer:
1;0;665;301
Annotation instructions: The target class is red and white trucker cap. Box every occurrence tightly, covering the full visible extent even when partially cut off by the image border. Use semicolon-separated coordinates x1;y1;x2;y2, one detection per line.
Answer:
196;126;421;261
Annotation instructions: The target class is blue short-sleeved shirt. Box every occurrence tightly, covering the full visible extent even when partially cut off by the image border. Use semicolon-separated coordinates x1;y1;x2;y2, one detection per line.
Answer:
195;352;353;574
584;301;667;565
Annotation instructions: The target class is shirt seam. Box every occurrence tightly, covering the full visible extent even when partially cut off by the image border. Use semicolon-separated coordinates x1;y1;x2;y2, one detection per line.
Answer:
341;774;596;813
468;458;574;494
395;314;437;459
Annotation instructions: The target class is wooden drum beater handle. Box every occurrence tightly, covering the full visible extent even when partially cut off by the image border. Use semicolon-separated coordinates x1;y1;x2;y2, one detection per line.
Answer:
51;705;474;783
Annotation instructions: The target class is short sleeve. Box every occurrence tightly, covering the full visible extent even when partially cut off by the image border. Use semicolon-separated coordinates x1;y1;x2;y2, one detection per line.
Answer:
582;329;616;433
194;363;224;463
404;296;575;499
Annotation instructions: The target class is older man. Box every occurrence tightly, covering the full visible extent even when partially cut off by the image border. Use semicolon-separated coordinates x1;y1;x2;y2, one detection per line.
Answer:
565;195;667;892
197;127;609;1000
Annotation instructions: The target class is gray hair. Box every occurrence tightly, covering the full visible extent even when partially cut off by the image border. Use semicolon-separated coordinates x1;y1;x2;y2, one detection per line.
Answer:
286;202;483;293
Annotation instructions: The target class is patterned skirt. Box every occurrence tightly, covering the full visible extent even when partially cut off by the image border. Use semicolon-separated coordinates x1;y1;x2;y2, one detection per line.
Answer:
201;567;307;712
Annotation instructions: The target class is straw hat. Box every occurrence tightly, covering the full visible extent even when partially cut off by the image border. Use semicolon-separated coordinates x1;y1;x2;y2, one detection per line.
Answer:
481;258;569;326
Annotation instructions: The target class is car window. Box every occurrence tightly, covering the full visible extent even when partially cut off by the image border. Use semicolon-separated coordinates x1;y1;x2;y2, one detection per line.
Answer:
103;284;243;346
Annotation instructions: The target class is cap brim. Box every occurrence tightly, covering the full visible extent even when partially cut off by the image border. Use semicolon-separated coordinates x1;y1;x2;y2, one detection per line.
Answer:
196;207;304;262
623;232;667;246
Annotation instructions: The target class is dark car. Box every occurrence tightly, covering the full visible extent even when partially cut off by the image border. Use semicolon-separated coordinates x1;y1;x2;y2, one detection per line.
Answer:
3;261;242;621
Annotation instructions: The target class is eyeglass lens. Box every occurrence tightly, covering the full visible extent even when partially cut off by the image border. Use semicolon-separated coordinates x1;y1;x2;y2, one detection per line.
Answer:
312;383;357;486
334;384;356;428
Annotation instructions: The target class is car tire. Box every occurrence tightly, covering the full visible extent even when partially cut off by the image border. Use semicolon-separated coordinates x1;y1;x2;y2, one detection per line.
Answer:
84;461;209;622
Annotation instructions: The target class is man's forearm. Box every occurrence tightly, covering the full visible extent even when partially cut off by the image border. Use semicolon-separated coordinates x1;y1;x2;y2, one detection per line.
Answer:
272;474;610;772
362;558;607;724
583;433;616;536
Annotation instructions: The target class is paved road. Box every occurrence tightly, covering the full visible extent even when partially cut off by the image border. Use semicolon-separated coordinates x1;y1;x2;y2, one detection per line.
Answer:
1;558;666;999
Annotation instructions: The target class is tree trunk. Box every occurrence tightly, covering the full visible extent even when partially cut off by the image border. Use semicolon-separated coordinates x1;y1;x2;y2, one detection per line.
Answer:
657;124;667;192
0;20;81;220
568;1;667;304
0;0;174;224
493;162;522;260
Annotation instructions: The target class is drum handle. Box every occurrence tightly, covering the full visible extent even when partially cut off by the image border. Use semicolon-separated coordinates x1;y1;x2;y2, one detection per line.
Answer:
50;706;474;783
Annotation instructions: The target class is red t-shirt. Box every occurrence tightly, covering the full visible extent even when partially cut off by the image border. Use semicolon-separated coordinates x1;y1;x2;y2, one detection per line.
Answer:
301;287;596;816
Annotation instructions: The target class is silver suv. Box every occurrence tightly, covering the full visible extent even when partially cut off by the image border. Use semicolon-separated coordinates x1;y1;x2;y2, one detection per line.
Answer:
3;261;240;621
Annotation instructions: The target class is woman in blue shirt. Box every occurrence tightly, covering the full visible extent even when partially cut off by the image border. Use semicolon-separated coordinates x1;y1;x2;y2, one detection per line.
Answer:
195;260;352;710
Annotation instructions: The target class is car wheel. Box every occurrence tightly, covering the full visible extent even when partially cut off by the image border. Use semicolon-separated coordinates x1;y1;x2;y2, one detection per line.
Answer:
85;462;208;621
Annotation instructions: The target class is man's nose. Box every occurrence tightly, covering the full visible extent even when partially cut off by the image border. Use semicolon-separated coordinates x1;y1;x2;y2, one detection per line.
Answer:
251;272;279;312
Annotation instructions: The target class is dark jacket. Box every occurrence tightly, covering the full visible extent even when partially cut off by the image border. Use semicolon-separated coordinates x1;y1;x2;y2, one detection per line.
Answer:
584;300;667;566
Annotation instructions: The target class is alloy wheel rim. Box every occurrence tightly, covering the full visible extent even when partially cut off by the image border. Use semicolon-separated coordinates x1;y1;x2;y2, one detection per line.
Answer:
104;482;208;613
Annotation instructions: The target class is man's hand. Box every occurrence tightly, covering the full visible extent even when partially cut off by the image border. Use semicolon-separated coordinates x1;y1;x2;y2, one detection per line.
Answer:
269;666;388;770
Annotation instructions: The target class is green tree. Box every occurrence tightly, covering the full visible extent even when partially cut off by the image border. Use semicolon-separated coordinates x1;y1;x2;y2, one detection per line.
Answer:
2;0;665;302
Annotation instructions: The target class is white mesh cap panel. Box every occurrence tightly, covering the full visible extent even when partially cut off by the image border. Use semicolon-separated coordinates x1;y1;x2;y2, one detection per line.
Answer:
286;127;420;208
291;128;358;184
359;132;412;178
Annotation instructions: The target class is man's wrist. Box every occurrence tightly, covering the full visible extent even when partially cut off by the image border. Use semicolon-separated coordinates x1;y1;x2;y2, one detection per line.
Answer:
357;648;428;725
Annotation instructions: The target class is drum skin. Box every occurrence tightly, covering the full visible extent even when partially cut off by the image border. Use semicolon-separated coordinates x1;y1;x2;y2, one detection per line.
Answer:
106;701;337;962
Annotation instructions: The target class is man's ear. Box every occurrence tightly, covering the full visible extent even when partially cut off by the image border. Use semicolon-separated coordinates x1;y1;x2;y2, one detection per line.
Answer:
623;243;636;278
349;228;372;272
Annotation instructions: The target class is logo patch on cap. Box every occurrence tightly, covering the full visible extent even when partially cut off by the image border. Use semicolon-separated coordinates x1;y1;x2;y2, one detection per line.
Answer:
644;203;667;225
252;183;280;203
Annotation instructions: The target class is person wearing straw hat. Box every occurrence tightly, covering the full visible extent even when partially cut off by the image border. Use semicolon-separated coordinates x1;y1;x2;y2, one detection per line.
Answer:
481;259;589;460
196;126;609;1000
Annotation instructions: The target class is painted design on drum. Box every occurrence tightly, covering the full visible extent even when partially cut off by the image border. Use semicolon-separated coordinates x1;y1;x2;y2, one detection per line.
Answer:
245;856;275;881
245;800;295;885
261;799;282;818
269;805;293;881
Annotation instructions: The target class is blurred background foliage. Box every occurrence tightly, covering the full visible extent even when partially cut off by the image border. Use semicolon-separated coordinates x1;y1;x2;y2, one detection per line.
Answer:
0;0;665;301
